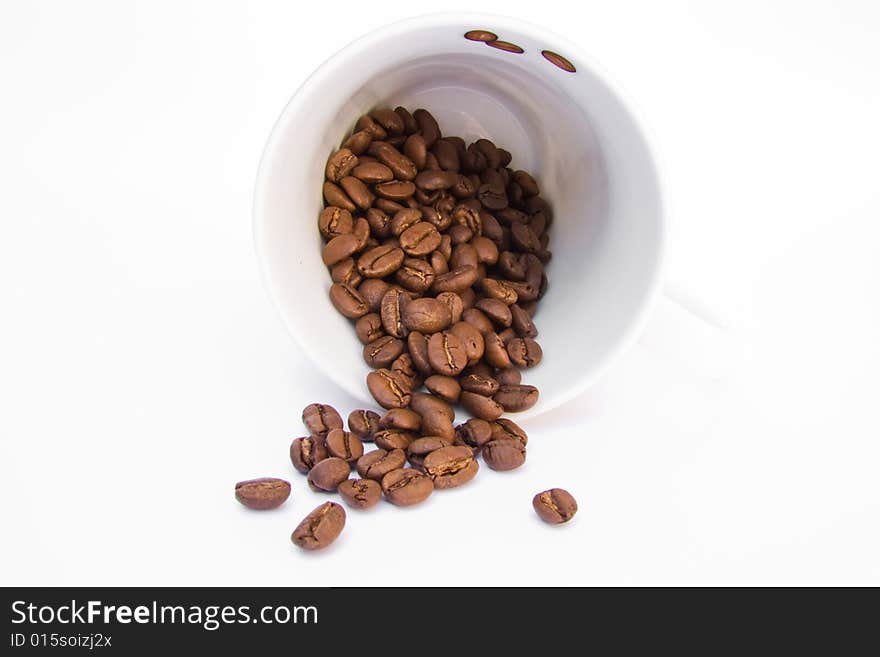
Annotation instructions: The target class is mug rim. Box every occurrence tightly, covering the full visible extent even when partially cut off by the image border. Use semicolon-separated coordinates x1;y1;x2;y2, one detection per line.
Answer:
253;11;667;418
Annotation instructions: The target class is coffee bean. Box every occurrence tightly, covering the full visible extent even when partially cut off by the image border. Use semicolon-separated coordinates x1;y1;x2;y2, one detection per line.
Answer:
460;372;499;396
406;331;433;376
373;429;417;451
399;222;441;256
465;362;494;379
416;169;457;190
395;258;435;294
375;180;416;201
481;211;504;244
352;161;394;183
323;181;356;212
513;170;540;197
510;304;537;337
343;129;373;155
358;279;390;312
338;478;382;510
388;208;421;236
506;337;543;368
460;309;493;336
447;223;474;245
474;139;500;168
339;175;374;210
325;428;364;463
307;457;351;492
432;139;460;171
291;501;346;550
403;297;452;333
356;114;387;140
494;384;539;412
434;292;463;324
325;148;359;182
235;477;291;510
348;409;380;442
329;282;369;319
477;183;508;211
322;233;361;266
379;407;422;432
381;468;434;506
290;436;329;473
370;108;404;136
395;106;418;134
413;109;440;147
460;391;504;421
318;206;354;240
356;447;407;480
482;331;512;368
450;242;479;269
406;435;454;469
533;488;577;524
505;280;538;302
498;252;528;280
355;313;384;344
482;439;526;471
489;418;528;446
356;244;404;279
427;330;468;376
481;278;519;305
424;374;461;403
498;328;516;344
367;368;412;409
302;403;343;438
363;335;404;368
495;367;522;386
423;446;479;489
511;222;541;253
471;236;499;264
454;418;493;453
330;258;362;288
380;287;409;338
476;298;513;328
432;265;479;293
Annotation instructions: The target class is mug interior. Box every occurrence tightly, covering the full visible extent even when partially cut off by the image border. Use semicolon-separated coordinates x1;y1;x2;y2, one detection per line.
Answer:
255;15;664;417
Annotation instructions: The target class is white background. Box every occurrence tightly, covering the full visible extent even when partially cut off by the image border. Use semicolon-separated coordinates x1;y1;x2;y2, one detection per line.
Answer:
1;0;878;586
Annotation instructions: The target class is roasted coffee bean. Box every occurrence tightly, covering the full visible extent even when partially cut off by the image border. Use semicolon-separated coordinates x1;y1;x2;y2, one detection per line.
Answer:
498;327;516;344
477;182;508;210
330;258;362;287
338;175;373;210
431;292;462;325
364;207;391;238
513;170;540;197
307;457;351;492
322;233;361;266
235;477;291;510
519;300;538;316
423;446;479;489
511;222;541;253
494;384;539;412
407;436;453;469
495;367;522;386
533;488;577;524
498;252;528;280
318;206;354;240
447;322;484;365
451;173;477;199
505;280;539;302
427;330;468;376
402;132;427;169
395;106;418;134
381;468;434;506
496;207;529;225
291;501;346;550
480;211;503;244
343;129;373;155
460;391;504;421
448;224;474;246
399;222;441;256
338;478;382;510
325;148;359;182
482;278;518;305
508;181;524;206
460;372;499;396
483;331;512;369
450;242;479;270
472;139;499;168
489;418;528;446
506;337;543;368
432;265;478;294
375;180;416;201
323;181;356;212
403;297;452;333
356;114;387;140
367;368;412;409
529;211;548;238
410;392;455;421
329;282;369;319
430;251;449;275
406;331;433;376
325;428;364;463
355;313;384;344
356;448;406;480
395;258;435;294
357;244;404;279
352;161;394;183
348;409;380;442
358;279;390;312
471;236;499;264
302;403;343;438
482;439;526;471
379;407;422;432
463;143;487;173
421;205;451;231
432;139;460;171
371;108;404;136
373;428;417;451
465;362;494;379
380;287;409;338
394;352;422;390
454;418;493;452
290;436;329;473
362;335;403;368
375;198;405;215
476;298;513;328
390;208;422;236
367;141;416;180
425;374;461;403
416;169;457;190
510;303;537;337
413;109;441;147
461;308;494;334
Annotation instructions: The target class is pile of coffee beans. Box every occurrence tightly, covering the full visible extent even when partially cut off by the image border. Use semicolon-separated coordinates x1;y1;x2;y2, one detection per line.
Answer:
320;107;550;419
234;107;578;551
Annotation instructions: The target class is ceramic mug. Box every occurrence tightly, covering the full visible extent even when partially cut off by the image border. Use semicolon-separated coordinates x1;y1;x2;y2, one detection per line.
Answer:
254;13;665;418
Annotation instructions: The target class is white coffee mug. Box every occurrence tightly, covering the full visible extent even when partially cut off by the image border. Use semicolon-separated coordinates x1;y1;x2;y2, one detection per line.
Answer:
254;13;665;418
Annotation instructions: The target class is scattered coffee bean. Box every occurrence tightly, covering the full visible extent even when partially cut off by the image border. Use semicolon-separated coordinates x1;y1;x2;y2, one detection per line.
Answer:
379;407;422;432
235;478;291;510
482;439;526;471
494;384;539;412
307;457;351;492
291;501;346;550
454;418;494;453
533;488;577;524
381;468;434;506
338;478;382;510
489;418;529;446
302;403;343;439
324;428;364;463
290;436;329;473
422;446;479;489
348;409;380;442
356;448;407;481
